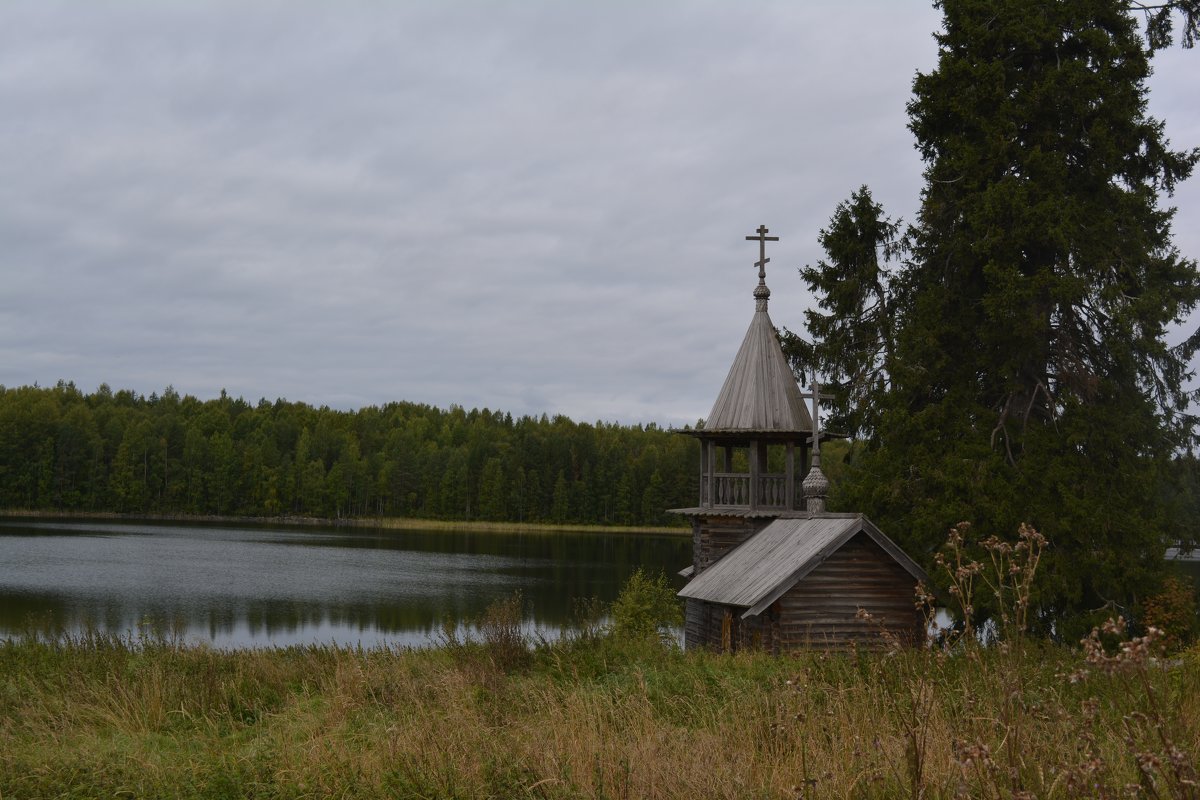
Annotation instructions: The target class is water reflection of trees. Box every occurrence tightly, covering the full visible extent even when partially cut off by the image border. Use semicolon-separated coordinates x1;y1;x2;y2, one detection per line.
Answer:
0;526;689;647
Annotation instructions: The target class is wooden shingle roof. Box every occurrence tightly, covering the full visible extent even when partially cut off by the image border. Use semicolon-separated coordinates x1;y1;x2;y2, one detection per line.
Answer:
703;307;812;434
677;515;929;619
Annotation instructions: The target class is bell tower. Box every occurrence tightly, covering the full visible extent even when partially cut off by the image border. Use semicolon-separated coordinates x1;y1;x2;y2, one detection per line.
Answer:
674;226;825;572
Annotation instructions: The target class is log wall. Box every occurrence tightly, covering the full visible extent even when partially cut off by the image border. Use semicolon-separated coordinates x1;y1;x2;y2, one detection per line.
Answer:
776;533;924;650
684;530;923;652
691;515;768;574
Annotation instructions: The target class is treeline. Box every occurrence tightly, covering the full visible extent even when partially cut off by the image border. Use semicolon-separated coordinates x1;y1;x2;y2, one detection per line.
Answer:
0;382;698;525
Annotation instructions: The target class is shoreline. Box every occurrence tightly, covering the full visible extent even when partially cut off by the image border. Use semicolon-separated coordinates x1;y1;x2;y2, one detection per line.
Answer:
0;508;688;536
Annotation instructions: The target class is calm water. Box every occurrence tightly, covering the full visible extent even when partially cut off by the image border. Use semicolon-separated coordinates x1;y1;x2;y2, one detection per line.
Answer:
0;519;691;648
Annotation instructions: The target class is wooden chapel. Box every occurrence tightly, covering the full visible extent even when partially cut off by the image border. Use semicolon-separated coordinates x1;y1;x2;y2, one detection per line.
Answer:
673;226;929;653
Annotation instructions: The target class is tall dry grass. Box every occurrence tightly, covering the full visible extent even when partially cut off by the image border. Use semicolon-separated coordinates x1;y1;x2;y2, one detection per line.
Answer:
1;626;1198;799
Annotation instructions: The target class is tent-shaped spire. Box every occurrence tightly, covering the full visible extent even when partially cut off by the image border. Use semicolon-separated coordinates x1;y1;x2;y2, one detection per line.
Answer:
703;227;812;434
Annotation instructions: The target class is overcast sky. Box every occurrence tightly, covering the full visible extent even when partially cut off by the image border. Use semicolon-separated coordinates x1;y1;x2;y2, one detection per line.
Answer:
1;2;1196;428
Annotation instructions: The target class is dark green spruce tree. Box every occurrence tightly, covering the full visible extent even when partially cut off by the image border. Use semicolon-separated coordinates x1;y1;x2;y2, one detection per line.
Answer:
795;0;1200;637
788;186;904;441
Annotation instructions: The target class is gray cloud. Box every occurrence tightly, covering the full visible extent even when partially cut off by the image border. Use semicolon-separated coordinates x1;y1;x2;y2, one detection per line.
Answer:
1;1;1195;427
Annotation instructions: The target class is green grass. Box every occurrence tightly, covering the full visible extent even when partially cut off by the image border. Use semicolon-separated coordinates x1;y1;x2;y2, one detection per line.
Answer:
2;629;1197;799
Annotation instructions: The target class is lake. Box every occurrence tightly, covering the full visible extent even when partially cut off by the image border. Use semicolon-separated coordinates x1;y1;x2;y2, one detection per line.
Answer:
0;519;691;648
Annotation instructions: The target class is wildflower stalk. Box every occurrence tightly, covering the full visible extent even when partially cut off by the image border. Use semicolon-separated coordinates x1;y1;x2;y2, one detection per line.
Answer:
1078;618;1200;799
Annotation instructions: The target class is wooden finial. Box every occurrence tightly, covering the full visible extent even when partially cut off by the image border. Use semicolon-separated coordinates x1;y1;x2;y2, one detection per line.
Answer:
800;375;835;512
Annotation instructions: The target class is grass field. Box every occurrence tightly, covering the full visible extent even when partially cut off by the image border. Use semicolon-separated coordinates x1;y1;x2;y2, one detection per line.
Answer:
2;622;1197;799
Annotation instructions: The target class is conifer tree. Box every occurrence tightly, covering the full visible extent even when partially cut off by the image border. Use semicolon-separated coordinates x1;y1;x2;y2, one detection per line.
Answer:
789;186;903;440
798;0;1200;635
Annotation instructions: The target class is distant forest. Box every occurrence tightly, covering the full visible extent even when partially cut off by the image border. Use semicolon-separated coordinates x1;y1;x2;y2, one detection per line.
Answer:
0;382;698;526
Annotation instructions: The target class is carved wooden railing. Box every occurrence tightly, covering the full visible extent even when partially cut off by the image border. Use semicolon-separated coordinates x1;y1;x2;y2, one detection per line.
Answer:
709;472;790;508
756;473;787;508
713;473;750;505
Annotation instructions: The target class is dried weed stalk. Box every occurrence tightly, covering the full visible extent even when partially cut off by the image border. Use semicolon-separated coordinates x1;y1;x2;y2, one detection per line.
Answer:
1074;617;1200;799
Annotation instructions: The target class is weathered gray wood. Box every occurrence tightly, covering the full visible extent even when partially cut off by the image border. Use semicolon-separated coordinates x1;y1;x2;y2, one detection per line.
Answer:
703;444;711;506
667;507;862;519
703;308;812;433
683;530;927;653
677;516;930;619
744;520;929;617
679;516;859;607
705;533;923;651
748;438;759;510
690;515;765;575
775;535;925;649
785;441;795;511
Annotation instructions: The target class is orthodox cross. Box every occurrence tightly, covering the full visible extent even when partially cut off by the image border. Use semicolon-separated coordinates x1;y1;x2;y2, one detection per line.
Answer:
745;224;778;281
800;375;835;459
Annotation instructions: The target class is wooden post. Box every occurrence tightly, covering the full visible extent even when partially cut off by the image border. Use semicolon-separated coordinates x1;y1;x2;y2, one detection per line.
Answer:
700;438;710;506
785;441;795;510
748;439;759;510
758;442;770;506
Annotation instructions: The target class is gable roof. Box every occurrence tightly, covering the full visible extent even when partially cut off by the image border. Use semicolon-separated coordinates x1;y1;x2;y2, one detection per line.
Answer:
677;515;929;619
703;307;812;434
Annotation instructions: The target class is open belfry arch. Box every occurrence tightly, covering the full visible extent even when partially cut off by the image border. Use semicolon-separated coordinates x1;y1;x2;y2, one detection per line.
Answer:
672;226;929;653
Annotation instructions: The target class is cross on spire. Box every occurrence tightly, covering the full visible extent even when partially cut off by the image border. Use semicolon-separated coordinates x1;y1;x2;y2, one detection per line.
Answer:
800;376;835;459
745;224;779;282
